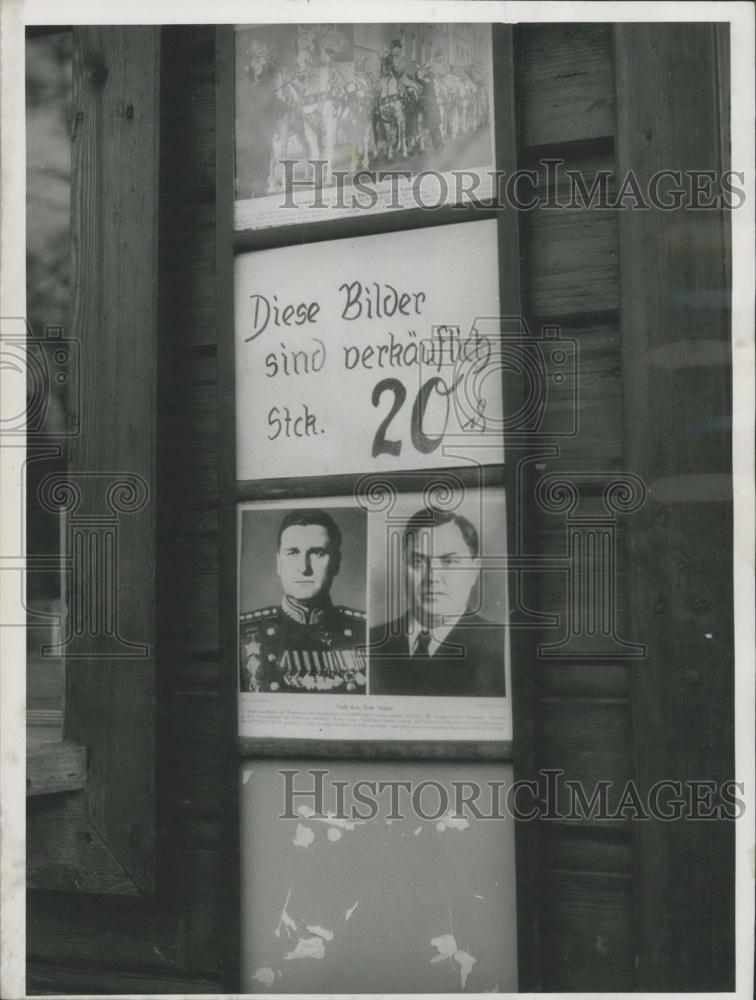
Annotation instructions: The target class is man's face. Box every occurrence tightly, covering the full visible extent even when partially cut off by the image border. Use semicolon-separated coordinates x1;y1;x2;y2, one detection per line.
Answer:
405;519;480;626
277;524;337;604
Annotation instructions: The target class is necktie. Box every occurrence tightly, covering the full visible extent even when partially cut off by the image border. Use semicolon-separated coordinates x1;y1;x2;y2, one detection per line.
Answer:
414;629;432;657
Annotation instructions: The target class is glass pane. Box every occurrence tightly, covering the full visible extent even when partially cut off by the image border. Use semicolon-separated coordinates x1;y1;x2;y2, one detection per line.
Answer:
233;23;495;230
25;30;73;744
240;760;518;993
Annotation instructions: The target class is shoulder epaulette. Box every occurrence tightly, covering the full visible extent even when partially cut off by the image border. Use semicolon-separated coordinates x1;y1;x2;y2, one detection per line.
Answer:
336;606;366;620
240;605;280;624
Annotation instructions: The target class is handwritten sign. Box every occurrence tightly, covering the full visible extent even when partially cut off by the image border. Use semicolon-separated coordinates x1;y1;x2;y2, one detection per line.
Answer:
235;220;503;481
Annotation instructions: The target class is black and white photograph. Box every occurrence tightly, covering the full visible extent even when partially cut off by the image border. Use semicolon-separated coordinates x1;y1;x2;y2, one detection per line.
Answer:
2;2;753;998
238;504;367;694
368;488;509;699
234;22;495;229
237;490;511;743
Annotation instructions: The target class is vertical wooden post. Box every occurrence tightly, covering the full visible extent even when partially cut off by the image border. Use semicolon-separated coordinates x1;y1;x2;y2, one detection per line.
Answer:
63;26;161;894
615;24;734;990
214;24;241;992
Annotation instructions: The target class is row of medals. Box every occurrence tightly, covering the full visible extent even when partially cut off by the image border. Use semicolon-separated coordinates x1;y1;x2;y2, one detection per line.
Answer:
276;647;366;692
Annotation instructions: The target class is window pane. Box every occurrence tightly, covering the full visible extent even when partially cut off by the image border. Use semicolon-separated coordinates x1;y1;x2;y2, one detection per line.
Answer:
25;30;72;743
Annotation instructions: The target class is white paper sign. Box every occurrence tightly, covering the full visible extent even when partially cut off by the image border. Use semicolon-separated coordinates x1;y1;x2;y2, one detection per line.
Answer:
235;219;503;481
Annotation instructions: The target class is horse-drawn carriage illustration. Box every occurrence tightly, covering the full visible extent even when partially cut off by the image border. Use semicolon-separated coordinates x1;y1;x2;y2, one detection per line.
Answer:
235;24;491;199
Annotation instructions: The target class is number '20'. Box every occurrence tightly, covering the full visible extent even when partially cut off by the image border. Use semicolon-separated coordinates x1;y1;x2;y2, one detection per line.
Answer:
371;375;461;457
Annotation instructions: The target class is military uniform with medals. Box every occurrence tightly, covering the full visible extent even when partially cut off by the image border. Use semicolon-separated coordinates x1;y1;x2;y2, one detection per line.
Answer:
240;595;366;694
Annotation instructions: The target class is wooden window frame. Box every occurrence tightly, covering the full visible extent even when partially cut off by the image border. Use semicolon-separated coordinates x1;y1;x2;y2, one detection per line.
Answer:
26;25;161;898
215;22;541;989
220;22;524;762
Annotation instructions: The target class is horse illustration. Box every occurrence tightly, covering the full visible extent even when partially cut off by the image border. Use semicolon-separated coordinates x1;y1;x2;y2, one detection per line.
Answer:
294;25;347;187
340;64;378;171
235;39;308;197
375;50;407;160
375;45;428;161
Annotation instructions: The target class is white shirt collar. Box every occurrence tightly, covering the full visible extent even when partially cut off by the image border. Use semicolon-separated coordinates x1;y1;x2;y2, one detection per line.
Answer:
407;614;462;658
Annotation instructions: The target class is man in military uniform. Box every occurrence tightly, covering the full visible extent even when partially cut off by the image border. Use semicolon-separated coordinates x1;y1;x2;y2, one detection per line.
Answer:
240;509;366;694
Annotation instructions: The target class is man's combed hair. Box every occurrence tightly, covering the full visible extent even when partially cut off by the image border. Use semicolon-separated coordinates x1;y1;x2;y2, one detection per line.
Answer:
276;508;343;555
402;507;479;557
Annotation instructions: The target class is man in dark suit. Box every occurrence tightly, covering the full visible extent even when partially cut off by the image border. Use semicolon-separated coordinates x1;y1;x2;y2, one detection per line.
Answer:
369;506;505;697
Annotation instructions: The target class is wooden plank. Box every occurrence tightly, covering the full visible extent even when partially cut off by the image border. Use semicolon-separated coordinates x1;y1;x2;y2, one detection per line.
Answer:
526;209;618;318
539;870;634;990
26;740;86;796
542;322;622;468
538;700;631;797
159;692;222;813
27;794;139;895
161;651;221;690
215;25;242;993
518;540;631;647
27;709;64;747
239;737;513;761
159;467;220;510
27;891;187;970
166;849;224;975
615;23;734;992
169;815;223;852
160;27;216;206
55;25;161;897
519;24;614;148
158;541;219;646
26;660;64;712
540;824;633;874
488;24;543;994
497;321;623;470
26;964;220;996
157;267;219;347
536;662;628;699
522;155;618;320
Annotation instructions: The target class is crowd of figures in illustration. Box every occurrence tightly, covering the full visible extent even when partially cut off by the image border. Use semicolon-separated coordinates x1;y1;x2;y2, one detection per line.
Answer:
236;24;491;197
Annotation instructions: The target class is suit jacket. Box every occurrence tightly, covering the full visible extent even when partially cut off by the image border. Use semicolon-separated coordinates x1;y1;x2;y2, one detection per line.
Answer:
369;612;506;697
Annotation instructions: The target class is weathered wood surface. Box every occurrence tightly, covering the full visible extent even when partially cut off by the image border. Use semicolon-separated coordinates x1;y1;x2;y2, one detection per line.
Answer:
239;737;513;761
539;870;635;990
536;662;628;699
28;794;139;895
156;24;229;984
26;964;219;996
30;19;726;997
27;890;187;969
27;26;161;899
519;24;615;148
540;822;632;872
516;23;637;991
615;22;734;992
27;23;227;989
26;740;86;796
520;158;619;324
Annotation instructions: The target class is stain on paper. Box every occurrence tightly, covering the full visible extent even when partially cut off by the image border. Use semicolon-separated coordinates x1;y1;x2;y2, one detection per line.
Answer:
306;924;334;941
436;811;470;833
284;935;326;961
455;948;477;989
274;887;297;939
430;933;458;963
293;823;315;848
430;912;478;990
251;965;278;987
